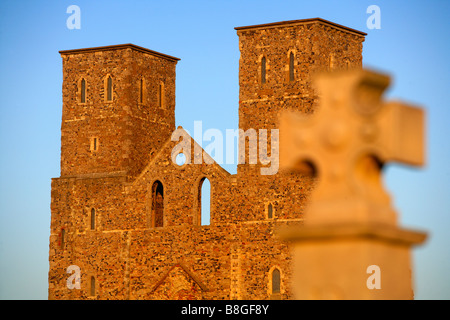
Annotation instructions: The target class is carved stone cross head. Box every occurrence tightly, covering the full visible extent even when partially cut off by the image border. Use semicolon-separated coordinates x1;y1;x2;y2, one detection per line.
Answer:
280;69;425;226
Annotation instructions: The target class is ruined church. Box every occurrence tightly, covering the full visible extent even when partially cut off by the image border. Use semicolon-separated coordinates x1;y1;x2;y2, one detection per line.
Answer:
48;18;366;299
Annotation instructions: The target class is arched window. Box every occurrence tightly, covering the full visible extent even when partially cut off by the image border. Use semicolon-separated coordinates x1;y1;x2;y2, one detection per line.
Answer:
81;78;86;103
198;177;211;226
106;75;113;101
272;268;280;294
267;202;274;219
158;82;165;108
60;228;65;250
152;180;164;227
90;137;99;152
139;77;145;104
261;56;267;84
289;52;295;81
90;276;96;296
90;208;95;230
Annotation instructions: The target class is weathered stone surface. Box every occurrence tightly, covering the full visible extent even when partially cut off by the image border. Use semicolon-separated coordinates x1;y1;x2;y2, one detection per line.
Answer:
49;19;366;300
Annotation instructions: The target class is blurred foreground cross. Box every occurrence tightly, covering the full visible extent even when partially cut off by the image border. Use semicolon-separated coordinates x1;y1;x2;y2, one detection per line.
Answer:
279;69;427;300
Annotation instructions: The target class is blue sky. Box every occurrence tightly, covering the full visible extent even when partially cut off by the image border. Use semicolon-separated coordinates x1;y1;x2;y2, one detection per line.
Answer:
0;0;449;299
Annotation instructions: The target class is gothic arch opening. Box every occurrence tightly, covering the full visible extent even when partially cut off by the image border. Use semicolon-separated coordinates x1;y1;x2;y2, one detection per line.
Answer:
104;74;113;102
158;82;165;108
60;228;65;250
139;77;145;104
197;177;211;226
289;51;295;81
90;208;96;230
266;202;274;219
269;267;282;300
80;78;86;103
261;56;267;84
272;268;280;294
90;276;96;297
151;180;164;227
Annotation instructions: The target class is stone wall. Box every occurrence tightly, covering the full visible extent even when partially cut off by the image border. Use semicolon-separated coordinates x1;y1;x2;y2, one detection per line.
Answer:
49;19;365;300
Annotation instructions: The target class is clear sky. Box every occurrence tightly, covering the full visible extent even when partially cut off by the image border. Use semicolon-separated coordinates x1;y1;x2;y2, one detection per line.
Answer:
0;0;449;300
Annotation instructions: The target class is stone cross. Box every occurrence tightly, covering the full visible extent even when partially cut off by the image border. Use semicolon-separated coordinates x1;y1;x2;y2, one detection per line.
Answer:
280;69;425;226
279;69;427;299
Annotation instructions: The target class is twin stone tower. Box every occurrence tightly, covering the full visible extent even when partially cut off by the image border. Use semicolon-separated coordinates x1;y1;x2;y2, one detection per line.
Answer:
49;18;423;300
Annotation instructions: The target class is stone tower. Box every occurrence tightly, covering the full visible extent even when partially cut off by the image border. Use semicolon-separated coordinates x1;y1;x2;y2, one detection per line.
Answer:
235;18;366;176
231;19;366;227
49;44;180;299
59;44;179;178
